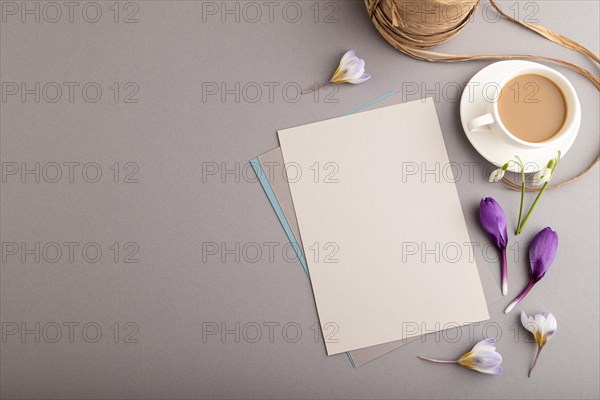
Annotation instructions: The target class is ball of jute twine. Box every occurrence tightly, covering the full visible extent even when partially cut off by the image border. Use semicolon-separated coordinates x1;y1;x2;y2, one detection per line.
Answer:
365;0;599;191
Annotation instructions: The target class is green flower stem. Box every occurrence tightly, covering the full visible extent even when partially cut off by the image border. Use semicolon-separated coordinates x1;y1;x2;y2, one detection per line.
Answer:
515;156;525;234
517;181;549;235
515;151;560;235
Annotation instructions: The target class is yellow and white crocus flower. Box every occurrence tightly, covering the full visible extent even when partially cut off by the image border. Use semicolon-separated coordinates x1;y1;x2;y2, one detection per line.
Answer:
521;311;557;377
329;50;371;84
457;339;503;375
418;338;503;375
302;50;371;94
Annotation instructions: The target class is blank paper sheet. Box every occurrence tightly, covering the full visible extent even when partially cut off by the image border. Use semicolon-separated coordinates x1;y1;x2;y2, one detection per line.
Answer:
278;98;490;355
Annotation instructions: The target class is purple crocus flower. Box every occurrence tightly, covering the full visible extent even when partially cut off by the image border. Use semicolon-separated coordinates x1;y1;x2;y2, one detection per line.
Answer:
479;198;509;295
505;227;558;313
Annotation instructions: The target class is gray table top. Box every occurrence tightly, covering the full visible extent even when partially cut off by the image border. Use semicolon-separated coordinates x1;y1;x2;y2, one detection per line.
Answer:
1;1;598;399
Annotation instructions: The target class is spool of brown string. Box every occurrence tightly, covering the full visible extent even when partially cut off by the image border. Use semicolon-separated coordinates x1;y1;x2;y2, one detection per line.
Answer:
365;0;600;191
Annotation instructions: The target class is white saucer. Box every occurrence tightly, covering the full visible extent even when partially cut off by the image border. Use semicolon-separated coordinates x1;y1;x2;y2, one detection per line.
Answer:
460;61;580;172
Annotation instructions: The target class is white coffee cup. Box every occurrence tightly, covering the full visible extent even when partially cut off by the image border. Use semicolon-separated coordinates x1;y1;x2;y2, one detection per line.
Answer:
467;63;581;148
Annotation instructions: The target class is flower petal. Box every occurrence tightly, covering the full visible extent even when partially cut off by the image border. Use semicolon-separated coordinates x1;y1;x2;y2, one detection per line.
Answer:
475;366;503;375
532;167;551;186
472;338;496;352
347;73;371;84
488;169;504;182
541;312;557;338
469;352;503;367
342;58;366;79
340;50;357;65
521;311;536;333
529;227;558;280
534;313;546;327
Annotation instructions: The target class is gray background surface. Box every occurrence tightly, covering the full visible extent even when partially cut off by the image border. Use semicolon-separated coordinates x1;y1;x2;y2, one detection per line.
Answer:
0;1;598;399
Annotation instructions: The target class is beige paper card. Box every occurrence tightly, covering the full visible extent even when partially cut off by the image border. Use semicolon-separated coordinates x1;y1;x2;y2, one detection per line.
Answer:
278;98;490;355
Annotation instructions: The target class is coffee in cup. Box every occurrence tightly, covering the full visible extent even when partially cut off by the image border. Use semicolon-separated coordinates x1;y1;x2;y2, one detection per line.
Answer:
467;63;580;150
497;74;567;143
